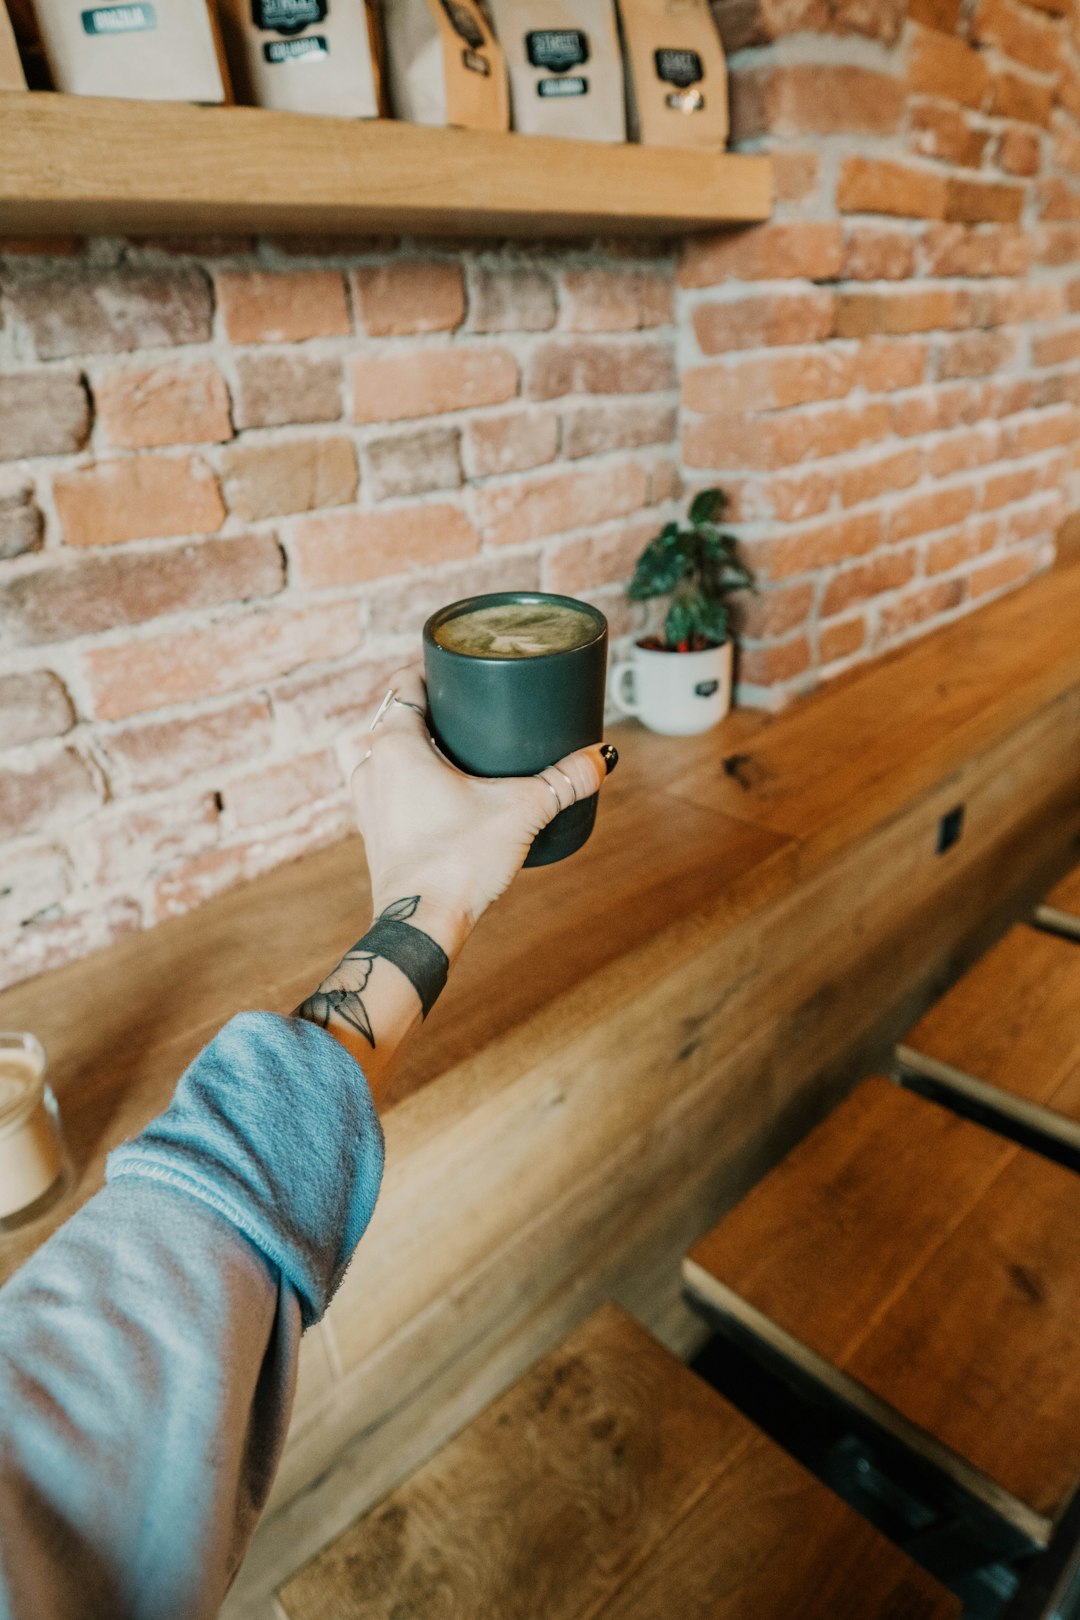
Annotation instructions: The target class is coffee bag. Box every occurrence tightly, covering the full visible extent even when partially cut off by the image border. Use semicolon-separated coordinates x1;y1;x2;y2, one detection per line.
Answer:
32;0;231;100
488;0;624;141
618;0;727;149
0;0;27;86
4;0;48;87
382;0;508;130
218;0;381;117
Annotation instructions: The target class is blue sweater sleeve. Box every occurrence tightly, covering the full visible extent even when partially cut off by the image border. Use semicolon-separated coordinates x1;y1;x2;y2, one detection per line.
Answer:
106;1011;384;1327
0;1011;384;1620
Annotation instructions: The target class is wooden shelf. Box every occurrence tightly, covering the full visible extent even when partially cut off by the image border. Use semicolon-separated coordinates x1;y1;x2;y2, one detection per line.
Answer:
0;91;772;239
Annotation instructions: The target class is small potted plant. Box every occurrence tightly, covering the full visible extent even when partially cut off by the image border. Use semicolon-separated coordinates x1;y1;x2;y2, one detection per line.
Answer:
609;488;754;736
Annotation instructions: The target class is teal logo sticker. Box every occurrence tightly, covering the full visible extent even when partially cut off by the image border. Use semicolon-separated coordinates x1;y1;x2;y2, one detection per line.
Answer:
253;0;325;34
538;76;587;96
265;33;328;59
527;29;588;72
82;3;156;31
654;47;703;87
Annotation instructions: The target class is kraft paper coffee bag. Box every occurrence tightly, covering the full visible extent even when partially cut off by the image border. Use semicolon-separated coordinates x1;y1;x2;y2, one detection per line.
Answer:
618;0;727;148
33;0;230;99
218;0;382;117
382;0;508;130
4;0;48;86
0;0;27;86
488;0;624;141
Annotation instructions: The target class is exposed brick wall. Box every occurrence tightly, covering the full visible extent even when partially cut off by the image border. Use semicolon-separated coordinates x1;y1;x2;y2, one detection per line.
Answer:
4;0;1080;987
689;0;1080;701
0;237;678;989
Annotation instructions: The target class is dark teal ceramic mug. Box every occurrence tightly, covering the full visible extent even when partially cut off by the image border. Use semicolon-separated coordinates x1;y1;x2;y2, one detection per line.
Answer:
422;591;609;867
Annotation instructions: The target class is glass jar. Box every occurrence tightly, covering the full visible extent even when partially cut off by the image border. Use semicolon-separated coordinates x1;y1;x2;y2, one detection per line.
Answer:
0;1033;67;1231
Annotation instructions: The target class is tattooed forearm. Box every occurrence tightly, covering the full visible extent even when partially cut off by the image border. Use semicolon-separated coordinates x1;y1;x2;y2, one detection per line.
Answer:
295;896;422;1050
295;947;377;1047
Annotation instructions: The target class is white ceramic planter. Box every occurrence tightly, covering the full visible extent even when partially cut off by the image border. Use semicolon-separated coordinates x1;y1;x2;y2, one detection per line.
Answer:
609;640;733;736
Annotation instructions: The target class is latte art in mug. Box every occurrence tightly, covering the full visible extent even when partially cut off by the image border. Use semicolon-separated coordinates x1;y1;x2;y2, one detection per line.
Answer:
433;602;598;658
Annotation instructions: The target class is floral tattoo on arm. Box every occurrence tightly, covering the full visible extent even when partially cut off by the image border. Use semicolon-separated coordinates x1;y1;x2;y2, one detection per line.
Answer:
295;896;422;1050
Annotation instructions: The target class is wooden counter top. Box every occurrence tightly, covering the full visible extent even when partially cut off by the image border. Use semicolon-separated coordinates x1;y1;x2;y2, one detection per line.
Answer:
0;756;792;1281
3;556;1080;1292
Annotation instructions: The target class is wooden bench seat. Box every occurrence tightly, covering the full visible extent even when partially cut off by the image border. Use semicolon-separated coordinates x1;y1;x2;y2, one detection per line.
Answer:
277;1305;959;1620
896;924;1080;1166
1036;862;1080;943
683;1079;1080;1549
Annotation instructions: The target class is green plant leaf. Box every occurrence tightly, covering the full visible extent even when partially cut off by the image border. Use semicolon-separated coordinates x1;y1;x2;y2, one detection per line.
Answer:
628;486;755;629
628;535;686;598
689;488;726;526
664;594;696;647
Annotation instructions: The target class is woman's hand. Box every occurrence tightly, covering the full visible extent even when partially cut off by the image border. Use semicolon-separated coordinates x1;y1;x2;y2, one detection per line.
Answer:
349;667;617;956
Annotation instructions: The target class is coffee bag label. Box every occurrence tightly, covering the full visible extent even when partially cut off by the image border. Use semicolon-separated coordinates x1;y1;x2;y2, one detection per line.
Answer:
252;0;324;33
537;73;586;95
490;0;622;139
81;3;155;33
440;0;483;46
526;28;587;71
264;32;327;58
619;0;727;146
654;46;702;86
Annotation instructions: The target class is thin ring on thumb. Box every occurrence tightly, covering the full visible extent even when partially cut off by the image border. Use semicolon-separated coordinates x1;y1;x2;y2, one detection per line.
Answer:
533;741;618;827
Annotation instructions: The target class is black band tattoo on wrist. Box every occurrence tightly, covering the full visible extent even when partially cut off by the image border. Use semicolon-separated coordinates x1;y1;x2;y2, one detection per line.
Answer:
296;896;450;1049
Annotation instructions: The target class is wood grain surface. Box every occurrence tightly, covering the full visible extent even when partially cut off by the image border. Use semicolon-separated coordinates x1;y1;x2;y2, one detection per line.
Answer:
665;559;1080;873
902;924;1080;1121
685;1078;1080;1534
278;1306;959;1620
596;1426;961;1620
0;91;772;238
0;773;791;1284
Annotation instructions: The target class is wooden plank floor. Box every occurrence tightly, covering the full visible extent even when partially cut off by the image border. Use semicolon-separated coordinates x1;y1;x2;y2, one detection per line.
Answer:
898;924;1080;1150
278;1306;960;1620
684;1079;1080;1545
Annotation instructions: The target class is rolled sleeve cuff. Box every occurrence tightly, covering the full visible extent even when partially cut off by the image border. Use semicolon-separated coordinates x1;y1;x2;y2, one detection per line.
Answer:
107;1012;384;1327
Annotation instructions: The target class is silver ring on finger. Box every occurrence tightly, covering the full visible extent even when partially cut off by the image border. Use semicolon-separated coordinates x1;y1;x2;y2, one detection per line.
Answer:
549;764;578;806
370;687;426;732
535;772;563;815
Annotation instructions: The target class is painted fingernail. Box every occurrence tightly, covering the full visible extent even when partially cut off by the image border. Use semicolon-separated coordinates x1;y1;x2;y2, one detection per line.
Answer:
600;743;619;775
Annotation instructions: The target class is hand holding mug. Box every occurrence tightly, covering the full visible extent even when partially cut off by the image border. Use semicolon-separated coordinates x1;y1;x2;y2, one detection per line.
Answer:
351;668;616;951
